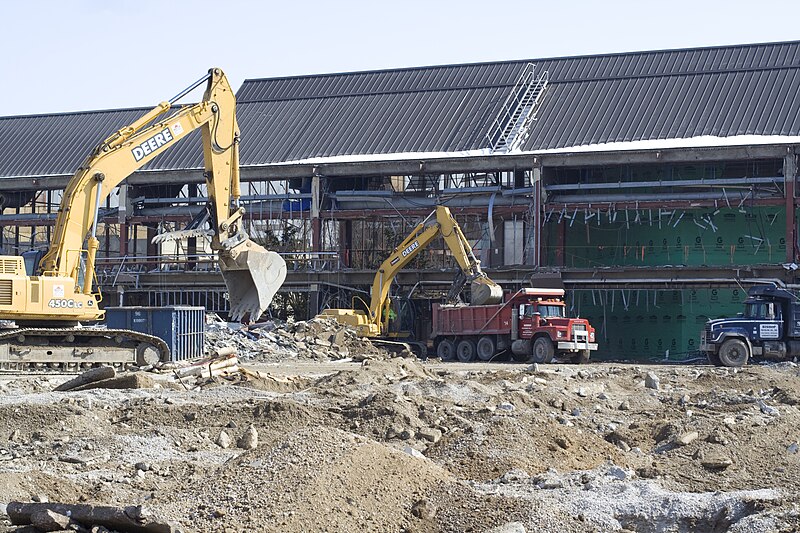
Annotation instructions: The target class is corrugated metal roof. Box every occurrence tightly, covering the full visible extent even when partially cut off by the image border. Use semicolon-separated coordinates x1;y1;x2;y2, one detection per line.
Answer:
0;107;205;178
2;41;799;179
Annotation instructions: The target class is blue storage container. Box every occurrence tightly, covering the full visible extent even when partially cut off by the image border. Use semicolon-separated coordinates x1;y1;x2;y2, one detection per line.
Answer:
105;306;205;362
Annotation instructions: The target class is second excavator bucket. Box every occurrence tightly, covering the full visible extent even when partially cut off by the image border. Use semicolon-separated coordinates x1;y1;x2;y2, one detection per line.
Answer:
219;239;287;322
471;277;504;306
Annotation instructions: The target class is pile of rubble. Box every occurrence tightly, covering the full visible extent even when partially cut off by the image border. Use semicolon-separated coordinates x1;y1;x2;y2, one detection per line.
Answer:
204;315;388;363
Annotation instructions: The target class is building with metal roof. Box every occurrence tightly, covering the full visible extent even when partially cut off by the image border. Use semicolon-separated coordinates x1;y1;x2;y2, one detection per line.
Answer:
0;40;799;361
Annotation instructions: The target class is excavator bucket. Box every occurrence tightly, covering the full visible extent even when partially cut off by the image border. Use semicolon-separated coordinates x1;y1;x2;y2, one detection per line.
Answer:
471;277;504;306
219;239;287;322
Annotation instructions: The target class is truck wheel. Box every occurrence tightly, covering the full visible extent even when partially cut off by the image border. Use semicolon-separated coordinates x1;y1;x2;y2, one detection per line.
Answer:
476;337;496;361
437;339;456;362
571;349;591;364
707;352;722;366
531;337;554;364
718;339;749;367
456;338;477;363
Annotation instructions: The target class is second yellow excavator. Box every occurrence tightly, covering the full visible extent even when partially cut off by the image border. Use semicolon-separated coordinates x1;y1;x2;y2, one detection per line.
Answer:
320;205;502;338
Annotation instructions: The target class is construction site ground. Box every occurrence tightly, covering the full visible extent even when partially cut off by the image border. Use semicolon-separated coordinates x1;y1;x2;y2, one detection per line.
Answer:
1;355;799;532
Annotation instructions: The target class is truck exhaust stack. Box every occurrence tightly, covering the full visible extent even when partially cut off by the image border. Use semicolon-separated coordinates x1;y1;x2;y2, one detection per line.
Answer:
219;239;287;322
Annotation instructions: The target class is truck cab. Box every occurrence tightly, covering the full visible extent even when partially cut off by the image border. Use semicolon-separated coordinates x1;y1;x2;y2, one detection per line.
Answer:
700;285;800;367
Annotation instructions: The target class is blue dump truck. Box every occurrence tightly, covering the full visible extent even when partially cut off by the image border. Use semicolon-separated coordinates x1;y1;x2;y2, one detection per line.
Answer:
700;285;800;367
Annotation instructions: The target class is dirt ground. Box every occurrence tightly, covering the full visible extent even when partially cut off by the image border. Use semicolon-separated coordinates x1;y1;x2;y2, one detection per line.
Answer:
0;356;799;532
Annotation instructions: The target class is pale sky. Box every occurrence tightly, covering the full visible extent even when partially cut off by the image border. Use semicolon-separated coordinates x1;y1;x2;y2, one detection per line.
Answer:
2;0;798;116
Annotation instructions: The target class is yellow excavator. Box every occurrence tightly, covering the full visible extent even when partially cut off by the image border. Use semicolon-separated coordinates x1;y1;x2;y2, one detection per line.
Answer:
0;68;286;369
321;205;502;338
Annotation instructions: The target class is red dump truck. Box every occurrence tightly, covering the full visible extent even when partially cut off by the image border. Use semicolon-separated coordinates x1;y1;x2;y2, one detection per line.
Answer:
432;288;597;363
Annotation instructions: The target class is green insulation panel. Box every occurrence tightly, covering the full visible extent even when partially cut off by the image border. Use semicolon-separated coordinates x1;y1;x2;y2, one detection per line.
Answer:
546;207;786;268
566;288;747;361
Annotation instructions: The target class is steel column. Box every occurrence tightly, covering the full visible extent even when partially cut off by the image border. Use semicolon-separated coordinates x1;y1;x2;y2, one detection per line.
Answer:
786;149;798;263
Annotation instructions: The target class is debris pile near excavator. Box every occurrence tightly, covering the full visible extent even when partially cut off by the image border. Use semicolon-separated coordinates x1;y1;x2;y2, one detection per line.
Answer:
204;314;389;363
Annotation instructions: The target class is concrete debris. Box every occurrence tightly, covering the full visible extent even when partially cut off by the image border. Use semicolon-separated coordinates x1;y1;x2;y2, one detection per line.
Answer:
758;400;780;417
701;456;734;470
417;428;443;443
237;425;259;450
644;372;660;390
71;372;156;391
216;430;232;449
204;314;389;364
676;431;699;446
54;366;116;392
30;509;73;532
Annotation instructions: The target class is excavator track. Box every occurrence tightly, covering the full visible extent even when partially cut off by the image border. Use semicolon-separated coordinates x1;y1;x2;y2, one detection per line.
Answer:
0;328;170;373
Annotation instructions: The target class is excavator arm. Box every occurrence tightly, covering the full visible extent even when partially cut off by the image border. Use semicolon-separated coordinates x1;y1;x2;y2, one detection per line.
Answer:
37;68;285;322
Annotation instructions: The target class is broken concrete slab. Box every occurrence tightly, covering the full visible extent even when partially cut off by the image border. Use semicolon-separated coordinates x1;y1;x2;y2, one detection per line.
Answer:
54;367;116;392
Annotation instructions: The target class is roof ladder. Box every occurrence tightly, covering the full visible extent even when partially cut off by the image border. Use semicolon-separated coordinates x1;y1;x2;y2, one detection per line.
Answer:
487;63;548;153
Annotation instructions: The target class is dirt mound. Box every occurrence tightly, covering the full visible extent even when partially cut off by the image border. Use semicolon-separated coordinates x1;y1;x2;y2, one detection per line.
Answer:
154;426;453;531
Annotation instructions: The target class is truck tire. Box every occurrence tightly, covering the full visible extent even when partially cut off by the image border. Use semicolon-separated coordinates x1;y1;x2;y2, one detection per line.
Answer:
476;337;496;361
571;349;591;364
707;352;722;366
531;337;554;364
437;339;456;362
456;338;477;363
718;339;749;367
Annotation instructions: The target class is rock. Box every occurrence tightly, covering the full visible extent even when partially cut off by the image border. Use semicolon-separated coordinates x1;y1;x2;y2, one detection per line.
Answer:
30;509;72;532
498;402;516;412
676;431;699;446
702;456;733;470
31;494;48;503
607;465;627;480
486;522;527;533
644;372;660;390
758;400;780;417
417;428;442;444
527;363;540;372
410;499;436;520
554;436;570;449
216;430;232;449
617;440;631;452
9;430;21;442
577;387;589;398
237;425;258;450
500;469;530;483
618;400;631;411
399;428;414;440
135;462;151;472
679;394;690;406
788;442;799;454
538;477;563;489
598;392;609;400
403;446;426;460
